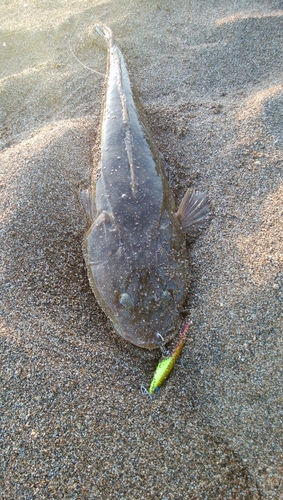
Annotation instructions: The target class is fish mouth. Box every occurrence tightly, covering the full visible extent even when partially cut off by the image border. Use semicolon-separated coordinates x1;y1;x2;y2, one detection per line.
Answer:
114;324;175;350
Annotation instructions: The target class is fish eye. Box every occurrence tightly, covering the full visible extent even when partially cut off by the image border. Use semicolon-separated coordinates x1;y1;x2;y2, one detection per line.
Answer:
119;293;134;310
162;290;171;301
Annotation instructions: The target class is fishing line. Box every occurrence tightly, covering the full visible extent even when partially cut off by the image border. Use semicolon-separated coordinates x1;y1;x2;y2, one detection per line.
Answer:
68;19;106;77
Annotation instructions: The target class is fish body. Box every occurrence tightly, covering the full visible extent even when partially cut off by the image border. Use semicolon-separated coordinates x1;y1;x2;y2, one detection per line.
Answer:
82;26;209;349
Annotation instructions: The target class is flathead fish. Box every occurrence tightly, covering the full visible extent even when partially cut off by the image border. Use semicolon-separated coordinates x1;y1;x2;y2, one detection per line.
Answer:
82;26;209;349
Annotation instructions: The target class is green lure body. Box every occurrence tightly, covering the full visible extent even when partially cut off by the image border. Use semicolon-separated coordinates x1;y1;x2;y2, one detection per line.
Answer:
149;322;190;394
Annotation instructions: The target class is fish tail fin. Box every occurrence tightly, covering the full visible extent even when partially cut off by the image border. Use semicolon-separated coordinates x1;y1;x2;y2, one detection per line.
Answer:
177;188;211;239
96;25;114;45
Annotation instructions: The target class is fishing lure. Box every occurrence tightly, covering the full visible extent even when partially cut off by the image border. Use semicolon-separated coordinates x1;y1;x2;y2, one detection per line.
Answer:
148;321;190;394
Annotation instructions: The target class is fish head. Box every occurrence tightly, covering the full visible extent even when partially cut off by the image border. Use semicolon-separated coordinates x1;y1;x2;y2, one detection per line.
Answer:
96;264;184;349
84;211;187;349
112;268;183;349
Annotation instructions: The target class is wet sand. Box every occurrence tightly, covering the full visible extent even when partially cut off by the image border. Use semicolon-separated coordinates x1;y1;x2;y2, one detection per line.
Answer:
1;1;282;498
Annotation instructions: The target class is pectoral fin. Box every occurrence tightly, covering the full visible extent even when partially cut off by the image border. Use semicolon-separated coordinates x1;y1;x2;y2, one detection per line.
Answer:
177;188;210;238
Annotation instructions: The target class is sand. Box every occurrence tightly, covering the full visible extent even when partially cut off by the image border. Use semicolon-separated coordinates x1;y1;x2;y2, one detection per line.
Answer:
1;0;282;498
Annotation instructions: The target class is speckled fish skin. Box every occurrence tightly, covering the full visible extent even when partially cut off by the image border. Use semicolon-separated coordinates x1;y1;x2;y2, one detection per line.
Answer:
83;26;189;349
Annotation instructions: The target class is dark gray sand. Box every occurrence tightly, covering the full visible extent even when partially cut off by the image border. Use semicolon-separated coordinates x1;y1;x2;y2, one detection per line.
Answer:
1;1;282;498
